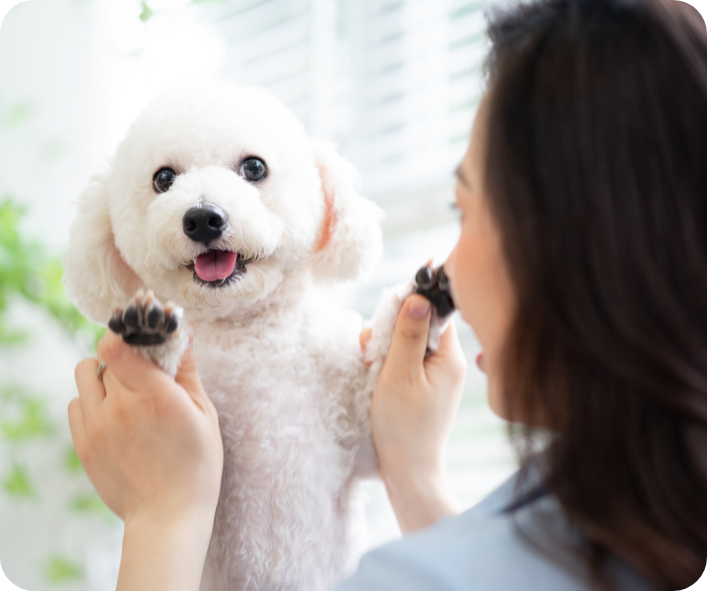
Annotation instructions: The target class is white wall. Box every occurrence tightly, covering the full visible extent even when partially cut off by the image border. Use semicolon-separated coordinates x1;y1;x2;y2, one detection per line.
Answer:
0;0;227;249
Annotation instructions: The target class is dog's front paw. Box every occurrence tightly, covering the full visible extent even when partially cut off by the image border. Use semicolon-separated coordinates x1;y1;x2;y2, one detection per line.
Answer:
108;289;189;378
109;289;180;346
364;277;453;370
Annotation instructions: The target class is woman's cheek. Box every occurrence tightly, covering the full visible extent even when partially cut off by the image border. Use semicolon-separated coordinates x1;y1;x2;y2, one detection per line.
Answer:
445;234;466;319
445;240;460;304
449;231;483;337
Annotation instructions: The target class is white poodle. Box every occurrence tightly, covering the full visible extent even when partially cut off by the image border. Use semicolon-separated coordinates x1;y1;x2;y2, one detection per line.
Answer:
63;81;446;591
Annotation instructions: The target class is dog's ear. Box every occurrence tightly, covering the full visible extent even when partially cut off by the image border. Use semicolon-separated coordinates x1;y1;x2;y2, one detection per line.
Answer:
309;140;383;283
62;172;143;325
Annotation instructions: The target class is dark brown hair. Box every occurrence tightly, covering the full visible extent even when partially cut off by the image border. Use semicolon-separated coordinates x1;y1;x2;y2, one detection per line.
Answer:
483;0;707;588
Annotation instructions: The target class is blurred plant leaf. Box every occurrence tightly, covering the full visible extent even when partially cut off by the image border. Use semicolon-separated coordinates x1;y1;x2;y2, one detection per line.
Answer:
0;387;54;442
65;445;84;475
0;198;105;349
139;0;154;21
3;462;37;499
0;98;35;130
137;0;225;23
69;492;117;523
0;318;27;346
43;556;83;584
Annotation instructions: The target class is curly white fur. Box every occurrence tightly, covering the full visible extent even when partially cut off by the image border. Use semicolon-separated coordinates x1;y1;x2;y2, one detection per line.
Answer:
62;81;420;591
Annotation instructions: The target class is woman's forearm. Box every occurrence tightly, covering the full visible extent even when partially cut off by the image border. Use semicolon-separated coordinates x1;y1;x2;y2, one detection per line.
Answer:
117;510;215;591
382;466;461;534
70;334;223;590
364;295;466;534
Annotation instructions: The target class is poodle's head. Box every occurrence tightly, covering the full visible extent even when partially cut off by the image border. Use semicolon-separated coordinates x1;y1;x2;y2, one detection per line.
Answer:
63;82;382;323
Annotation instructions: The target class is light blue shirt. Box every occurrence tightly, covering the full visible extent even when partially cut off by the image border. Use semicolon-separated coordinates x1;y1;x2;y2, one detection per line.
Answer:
334;468;655;591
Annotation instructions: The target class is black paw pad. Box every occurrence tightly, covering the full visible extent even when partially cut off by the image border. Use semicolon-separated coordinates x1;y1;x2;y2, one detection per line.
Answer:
165;315;178;334
108;313;126;335
123;306;141;329
413;263;455;318
146;306;164;330
124;333;168;346
108;290;180;347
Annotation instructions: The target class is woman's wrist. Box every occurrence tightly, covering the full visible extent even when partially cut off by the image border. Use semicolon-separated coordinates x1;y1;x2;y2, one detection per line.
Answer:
118;507;216;591
381;461;461;534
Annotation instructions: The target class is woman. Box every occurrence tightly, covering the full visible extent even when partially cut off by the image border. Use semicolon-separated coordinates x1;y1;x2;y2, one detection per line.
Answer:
69;0;707;589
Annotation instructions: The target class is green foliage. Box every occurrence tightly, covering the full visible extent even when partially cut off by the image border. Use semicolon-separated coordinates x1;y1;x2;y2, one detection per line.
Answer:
0;196;111;524
0;97;118;581
139;0;225;23
0;98;35;130
139;0;154;21
64;445;84;475
0;386;54;442
3;463;36;499
69;492;116;523
0;198;105;349
43;556;83;584
0;323;26;347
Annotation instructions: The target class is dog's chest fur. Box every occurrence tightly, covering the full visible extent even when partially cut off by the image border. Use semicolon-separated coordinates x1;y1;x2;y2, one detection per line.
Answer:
194;295;369;591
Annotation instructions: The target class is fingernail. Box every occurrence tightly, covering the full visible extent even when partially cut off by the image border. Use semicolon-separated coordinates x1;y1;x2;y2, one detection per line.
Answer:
408;298;430;319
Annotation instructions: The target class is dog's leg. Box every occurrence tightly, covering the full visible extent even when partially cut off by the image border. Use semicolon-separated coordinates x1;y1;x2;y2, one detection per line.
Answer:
349;282;453;477
365;280;452;366
108;289;189;379
363;281;413;372
426;309;452;353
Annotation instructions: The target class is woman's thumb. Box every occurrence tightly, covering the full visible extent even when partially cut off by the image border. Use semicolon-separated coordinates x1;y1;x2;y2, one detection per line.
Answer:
386;294;431;377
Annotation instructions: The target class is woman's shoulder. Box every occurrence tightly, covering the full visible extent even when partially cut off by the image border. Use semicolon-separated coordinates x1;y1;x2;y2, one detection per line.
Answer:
334;470;656;591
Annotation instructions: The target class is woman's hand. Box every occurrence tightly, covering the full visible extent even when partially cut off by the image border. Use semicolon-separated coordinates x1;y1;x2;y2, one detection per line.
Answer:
68;330;223;591
361;295;467;533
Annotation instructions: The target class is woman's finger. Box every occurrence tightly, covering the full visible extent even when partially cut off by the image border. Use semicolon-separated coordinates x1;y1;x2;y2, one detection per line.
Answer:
67;397;88;463
97;330;172;394
68;398;90;467
74;357;106;420
385;295;431;380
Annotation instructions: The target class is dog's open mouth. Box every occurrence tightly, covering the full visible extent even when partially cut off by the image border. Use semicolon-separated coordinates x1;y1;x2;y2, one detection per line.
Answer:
186;250;256;287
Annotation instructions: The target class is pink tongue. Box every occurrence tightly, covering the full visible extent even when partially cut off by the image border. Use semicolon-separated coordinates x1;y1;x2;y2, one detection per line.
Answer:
194;250;238;282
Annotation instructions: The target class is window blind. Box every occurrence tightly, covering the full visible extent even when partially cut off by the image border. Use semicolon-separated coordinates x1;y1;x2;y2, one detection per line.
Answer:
203;0;488;201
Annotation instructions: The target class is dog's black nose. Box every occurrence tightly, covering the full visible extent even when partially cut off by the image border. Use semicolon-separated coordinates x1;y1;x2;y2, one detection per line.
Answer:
183;205;227;243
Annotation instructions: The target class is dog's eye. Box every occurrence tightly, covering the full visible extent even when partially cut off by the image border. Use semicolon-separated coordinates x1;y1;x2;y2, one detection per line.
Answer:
240;158;267;182
153;168;176;193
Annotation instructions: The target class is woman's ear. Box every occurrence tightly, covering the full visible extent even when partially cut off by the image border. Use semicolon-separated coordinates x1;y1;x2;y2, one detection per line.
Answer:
62;172;143;325
309;140;384;283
